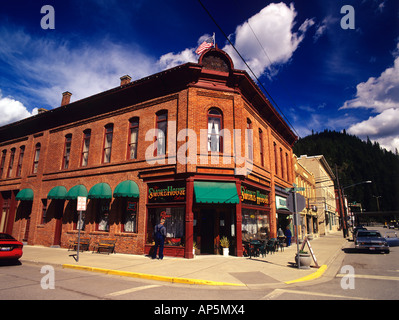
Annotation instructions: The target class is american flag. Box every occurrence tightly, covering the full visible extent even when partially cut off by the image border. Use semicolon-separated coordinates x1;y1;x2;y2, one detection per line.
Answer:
195;35;214;55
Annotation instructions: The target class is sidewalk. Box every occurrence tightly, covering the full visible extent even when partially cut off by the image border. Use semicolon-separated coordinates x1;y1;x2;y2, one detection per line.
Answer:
21;231;347;288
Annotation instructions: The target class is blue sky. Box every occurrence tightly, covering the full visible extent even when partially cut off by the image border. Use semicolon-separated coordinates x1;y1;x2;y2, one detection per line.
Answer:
0;0;398;151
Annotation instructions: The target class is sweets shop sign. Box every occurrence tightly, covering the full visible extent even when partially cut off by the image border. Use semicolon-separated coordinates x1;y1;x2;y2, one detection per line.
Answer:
241;185;269;206
148;182;186;203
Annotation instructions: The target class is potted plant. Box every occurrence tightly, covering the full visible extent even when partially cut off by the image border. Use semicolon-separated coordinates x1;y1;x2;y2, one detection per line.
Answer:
295;250;312;269
220;236;230;256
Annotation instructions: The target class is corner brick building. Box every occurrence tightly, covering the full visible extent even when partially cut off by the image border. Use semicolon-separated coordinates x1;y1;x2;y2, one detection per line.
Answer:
0;48;297;258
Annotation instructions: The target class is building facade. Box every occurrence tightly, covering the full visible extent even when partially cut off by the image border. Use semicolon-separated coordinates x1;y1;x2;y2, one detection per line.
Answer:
293;155;318;239
297;155;338;235
0;48;297;258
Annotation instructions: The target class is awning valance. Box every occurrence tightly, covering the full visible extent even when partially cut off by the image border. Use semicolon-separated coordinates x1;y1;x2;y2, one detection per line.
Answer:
47;186;68;200
88;183;112;199
194;181;239;204
16;188;34;201
113;180;139;198
65;185;88;200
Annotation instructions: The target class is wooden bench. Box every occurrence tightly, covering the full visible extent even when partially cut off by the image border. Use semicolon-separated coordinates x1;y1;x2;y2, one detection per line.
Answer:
93;238;116;254
68;237;90;252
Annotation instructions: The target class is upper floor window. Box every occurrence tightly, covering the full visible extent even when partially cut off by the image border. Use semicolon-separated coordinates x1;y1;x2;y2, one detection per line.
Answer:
81;129;91;167
103;124;113;163
16;146;25;177
63;134;72;169
207;108;222;152
246;119;253;161
7;148;16;178
32;143;41;174
273;142;278;175
156;111;167;156
0;150;6;179
128;117;139;160
259;129;264;167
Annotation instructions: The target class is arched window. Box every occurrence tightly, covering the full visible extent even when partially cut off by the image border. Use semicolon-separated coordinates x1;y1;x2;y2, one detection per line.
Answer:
156;111;167;156
32;143;41;174
207;108;223;152
128;117;139;159
63;134;72;169
81;129;91;167
16;145;25;177
246;119;253;161
103;124;113;163
7;148;16;178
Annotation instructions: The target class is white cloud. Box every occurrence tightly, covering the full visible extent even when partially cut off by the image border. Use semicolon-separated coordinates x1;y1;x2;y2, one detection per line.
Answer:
222;2;314;77
347;108;399;152
157;48;197;70
343;42;399;152
0;27;157;108
0;91;37;126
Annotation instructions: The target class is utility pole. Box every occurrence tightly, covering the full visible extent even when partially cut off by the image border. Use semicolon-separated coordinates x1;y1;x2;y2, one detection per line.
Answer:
335;164;347;238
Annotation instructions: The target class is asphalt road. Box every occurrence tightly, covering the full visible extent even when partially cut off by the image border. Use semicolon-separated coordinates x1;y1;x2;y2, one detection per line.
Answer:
1;226;397;301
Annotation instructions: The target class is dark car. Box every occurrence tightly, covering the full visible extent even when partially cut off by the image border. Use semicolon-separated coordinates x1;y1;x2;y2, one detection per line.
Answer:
352;226;367;242
355;230;389;253
0;233;23;261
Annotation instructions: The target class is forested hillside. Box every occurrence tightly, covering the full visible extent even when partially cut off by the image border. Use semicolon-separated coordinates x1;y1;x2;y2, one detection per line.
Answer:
293;130;399;212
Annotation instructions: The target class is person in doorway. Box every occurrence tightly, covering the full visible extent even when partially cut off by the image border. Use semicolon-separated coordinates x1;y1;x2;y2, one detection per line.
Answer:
284;226;292;247
152;218;166;260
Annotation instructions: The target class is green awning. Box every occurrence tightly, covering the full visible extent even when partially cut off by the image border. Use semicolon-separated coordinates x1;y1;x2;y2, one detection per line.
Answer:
16;188;34;201
194;181;239;204
65;185;88;200
47;186;68;200
113;180;139;198
88;183;112;199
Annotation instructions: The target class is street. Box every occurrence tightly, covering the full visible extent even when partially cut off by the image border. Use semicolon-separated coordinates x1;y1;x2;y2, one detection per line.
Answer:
0;227;398;301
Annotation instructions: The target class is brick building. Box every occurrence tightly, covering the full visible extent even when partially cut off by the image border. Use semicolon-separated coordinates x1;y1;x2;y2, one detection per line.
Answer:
0;48;297;258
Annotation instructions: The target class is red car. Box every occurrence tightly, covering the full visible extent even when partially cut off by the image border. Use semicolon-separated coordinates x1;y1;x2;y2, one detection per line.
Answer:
0;233;23;260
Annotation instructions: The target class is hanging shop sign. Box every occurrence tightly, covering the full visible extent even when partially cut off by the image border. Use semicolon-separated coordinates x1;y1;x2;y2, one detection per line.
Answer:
241;185;269;207
148;181;186;203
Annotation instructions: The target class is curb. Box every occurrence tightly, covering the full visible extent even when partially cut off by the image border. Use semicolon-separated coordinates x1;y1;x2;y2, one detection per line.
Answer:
284;265;328;284
62;264;245;287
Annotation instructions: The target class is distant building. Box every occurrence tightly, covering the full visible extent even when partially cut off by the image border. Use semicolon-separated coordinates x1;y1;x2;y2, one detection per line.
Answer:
293;155;318;239
297;155;338;235
0;48;297;258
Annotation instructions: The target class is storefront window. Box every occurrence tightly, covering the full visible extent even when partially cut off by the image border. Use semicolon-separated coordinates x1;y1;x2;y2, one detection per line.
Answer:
97;200;110;232
123;201;137;233
242;209;269;241
147;207;185;246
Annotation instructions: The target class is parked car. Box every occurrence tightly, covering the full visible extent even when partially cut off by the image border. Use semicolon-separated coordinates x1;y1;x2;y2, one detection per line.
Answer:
352;226;367;241
0;233;23;261
385;231;399;247
355;230;389;253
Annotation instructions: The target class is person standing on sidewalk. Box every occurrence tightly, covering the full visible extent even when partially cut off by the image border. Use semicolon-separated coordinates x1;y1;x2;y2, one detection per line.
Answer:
152;219;166;260
285;226;292;247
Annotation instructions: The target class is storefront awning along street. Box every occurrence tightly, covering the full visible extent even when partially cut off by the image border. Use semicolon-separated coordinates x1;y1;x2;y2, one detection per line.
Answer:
16;188;34;201
88;183;112;199
65;184;88;200
194;181;239;204
113;180;140;198
47;186;68;200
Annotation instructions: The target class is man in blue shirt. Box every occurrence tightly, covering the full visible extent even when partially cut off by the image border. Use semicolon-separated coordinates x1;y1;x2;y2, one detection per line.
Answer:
152;219;166;260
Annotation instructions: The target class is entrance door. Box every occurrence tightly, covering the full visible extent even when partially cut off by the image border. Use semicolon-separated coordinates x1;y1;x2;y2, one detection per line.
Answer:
0;199;10;233
200;209;215;254
0;207;7;233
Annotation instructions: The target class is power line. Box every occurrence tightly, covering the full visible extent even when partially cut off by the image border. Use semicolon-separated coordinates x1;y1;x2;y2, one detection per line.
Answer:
197;0;301;139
